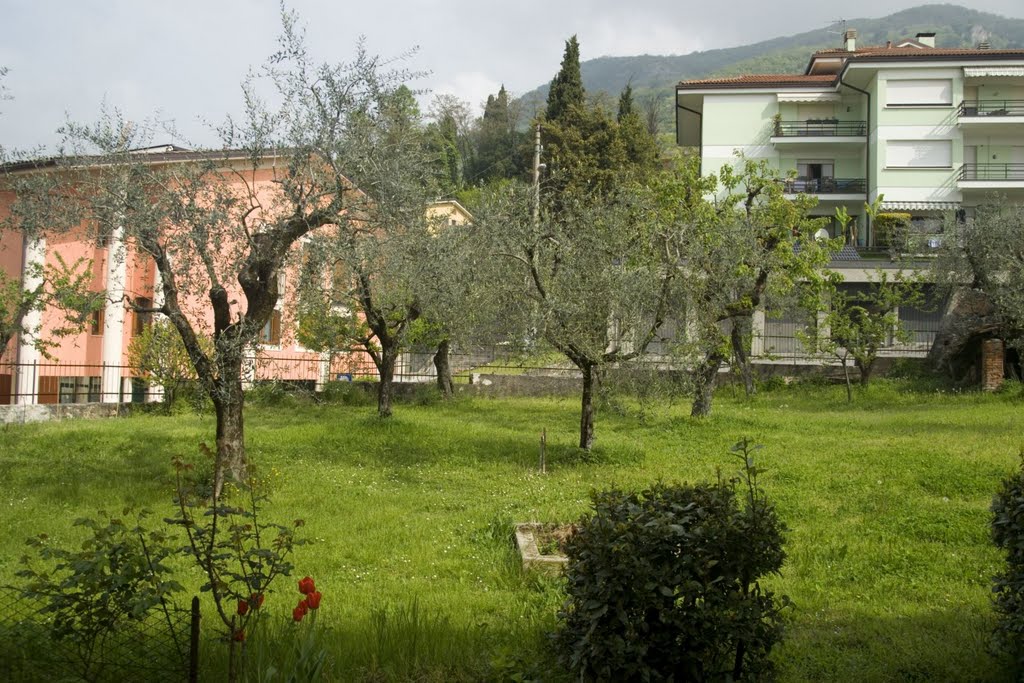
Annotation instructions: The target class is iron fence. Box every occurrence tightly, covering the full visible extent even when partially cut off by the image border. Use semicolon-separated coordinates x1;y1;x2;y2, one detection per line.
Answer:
0;324;944;406
959;99;1024;117
0;586;198;683
960;163;1024;181
773;119;868;136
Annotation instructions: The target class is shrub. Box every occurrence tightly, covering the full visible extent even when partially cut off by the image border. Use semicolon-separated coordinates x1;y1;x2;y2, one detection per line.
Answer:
991;452;1024;670
555;440;789;682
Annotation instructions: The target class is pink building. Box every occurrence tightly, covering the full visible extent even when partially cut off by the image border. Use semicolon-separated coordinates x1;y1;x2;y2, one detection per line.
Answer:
0;147;374;405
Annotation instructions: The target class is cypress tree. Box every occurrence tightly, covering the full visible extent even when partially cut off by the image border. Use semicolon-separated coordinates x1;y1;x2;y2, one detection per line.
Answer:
617;83;634;122
546;36;584;122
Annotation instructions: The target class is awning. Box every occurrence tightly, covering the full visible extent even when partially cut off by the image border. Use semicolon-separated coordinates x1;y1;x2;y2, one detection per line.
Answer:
777;92;841;103
879;201;960;211
964;66;1024;78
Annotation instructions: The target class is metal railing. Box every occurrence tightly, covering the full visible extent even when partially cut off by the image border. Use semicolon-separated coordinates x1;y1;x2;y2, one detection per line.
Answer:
773;119;867;137
958;100;1024;117
783;177;867;194
959;163;1024;181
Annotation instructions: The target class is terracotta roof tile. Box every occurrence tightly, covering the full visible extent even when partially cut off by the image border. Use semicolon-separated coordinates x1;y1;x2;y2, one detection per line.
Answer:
813;46;1024;58
677;74;837;88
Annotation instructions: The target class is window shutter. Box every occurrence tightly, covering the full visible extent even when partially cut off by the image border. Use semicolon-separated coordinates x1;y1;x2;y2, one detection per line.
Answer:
886;140;952;168
886;79;952;106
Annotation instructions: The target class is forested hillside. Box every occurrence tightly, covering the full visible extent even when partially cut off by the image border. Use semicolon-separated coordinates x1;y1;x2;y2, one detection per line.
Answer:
517;4;1024;122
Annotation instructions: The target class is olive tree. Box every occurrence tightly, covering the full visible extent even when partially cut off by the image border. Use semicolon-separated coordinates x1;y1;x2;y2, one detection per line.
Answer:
935;202;1024;349
674;157;831;417
5;13;420;491
474;180;678;451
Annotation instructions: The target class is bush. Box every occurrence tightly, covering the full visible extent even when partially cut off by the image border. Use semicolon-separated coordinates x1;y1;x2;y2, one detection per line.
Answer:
555;440;789;682
991;453;1024;670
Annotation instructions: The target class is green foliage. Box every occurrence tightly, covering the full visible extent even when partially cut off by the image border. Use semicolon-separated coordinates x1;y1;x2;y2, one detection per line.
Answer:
16;508;183;679
555;439;789;681
0;253;101;363
127;320;210;410
991;453;1024;671
873;212;912;252
801;270;924;400
935;201;1024;349
546;36;585;122
169;447;306;645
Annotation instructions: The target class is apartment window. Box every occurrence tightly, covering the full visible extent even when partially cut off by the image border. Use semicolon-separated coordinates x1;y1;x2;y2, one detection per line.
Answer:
886;79;953;107
886;140;952;169
89;308;105;335
260;310;282;346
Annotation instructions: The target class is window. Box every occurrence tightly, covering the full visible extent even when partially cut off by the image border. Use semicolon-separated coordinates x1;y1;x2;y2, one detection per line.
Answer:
260;310;282;346
132;297;153;336
89;308;105;335
886;79;953;107
886;140;952;169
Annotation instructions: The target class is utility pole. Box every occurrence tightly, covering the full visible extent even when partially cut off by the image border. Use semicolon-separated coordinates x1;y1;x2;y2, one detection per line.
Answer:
532;122;542;227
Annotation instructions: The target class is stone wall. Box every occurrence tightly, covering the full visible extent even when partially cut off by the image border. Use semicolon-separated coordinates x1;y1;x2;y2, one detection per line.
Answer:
0;402;127;425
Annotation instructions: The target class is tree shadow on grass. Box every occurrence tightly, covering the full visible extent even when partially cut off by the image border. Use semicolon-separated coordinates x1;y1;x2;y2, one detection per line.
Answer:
776;608;1008;682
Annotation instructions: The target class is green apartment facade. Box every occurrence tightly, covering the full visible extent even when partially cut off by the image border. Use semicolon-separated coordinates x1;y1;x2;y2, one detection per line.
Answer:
675;30;1024;356
677;30;1024;248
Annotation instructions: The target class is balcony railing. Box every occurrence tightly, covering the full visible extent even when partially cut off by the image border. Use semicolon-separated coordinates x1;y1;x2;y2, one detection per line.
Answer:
959;163;1024;181
959;100;1024;117
773;119;868;137
783;177;867;194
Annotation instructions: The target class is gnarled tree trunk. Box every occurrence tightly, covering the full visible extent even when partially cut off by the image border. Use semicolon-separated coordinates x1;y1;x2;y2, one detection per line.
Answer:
731;315;756;397
377;345;398;418
579;362;596;450
691;351;725;418
434;339;453;398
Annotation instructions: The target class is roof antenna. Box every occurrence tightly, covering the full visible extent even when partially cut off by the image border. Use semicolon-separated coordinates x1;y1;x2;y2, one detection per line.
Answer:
826;18;847;45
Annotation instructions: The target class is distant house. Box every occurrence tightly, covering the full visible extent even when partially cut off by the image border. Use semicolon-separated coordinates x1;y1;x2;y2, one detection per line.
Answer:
675;29;1024;356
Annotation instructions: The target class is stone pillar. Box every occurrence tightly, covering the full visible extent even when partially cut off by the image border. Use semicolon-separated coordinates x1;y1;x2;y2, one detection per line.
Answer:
15;237;46;405
101;227;127;403
146;266;165;403
751;308;766;356
982;338;1004;392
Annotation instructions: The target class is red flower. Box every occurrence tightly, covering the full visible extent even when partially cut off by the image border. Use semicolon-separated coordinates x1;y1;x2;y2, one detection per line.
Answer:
236;599;249;616
306;591;322;610
232;629;245;642
298;576;316;595
298;598;309;614
292;606;305;622
250;593;265;609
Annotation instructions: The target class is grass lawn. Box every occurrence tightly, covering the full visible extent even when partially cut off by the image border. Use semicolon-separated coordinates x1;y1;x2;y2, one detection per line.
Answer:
0;380;1019;681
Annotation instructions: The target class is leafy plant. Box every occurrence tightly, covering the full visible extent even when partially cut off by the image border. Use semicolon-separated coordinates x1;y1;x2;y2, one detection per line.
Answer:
170;446;307;682
16;508;184;681
555;439;790;681
991;451;1024;671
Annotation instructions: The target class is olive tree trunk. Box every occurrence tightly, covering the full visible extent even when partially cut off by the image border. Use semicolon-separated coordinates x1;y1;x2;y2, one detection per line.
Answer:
691;351;725;418
434;339;454;398
579;362;596;450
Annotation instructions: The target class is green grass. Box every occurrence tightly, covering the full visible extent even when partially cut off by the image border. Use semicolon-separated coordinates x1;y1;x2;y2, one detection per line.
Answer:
0;380;1020;681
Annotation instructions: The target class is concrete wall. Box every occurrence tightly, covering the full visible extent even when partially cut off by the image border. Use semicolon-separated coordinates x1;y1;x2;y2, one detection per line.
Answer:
0;401;128;425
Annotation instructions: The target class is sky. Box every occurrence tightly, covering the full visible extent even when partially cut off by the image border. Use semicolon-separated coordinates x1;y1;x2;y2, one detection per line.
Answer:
1;0;1022;150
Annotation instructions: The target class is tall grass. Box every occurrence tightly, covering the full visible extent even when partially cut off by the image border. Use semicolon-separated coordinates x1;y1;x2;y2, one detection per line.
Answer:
0;380;1020;680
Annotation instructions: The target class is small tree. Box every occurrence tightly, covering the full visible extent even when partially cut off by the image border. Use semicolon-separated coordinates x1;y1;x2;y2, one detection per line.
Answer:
475;180;677;450
802;270;923;401
127;319;210;411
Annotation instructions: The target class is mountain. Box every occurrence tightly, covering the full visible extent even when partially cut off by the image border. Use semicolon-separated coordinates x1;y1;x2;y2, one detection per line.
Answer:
517;4;1024;126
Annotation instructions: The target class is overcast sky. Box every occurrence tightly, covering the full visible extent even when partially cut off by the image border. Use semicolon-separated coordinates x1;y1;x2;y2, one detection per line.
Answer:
1;1;1022;150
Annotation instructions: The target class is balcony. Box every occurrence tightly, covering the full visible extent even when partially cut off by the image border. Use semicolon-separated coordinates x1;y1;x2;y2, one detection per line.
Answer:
958;163;1024;194
771;119;867;149
783;177;867;197
958;100;1024;134
959;100;1024;117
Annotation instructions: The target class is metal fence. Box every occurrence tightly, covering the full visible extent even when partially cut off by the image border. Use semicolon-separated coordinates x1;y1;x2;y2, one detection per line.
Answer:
0;319;945;405
0;587;198;683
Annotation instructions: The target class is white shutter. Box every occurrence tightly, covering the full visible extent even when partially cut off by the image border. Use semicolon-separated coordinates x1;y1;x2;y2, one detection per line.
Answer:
886;79;953;106
886;140;952;168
